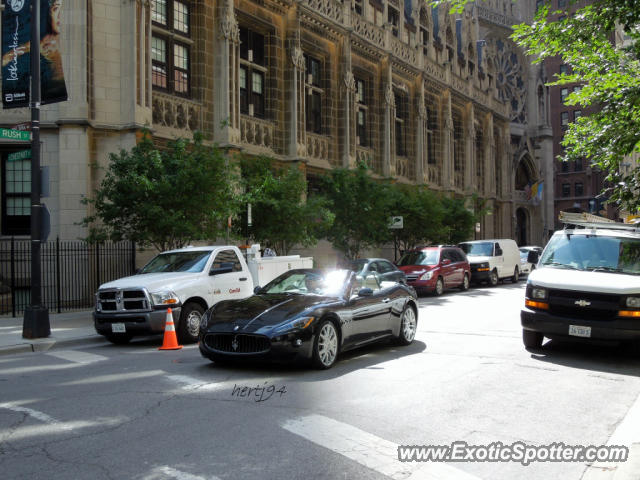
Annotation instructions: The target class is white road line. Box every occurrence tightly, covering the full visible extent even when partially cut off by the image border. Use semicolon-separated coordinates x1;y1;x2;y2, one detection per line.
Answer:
47;350;108;364
166;374;227;392
0;401;63;426
60;370;166;386
0;418;126;442
144;466;219;480
282;414;481;480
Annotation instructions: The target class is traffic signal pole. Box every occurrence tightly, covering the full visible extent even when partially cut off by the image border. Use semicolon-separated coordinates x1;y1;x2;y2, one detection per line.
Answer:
23;0;50;339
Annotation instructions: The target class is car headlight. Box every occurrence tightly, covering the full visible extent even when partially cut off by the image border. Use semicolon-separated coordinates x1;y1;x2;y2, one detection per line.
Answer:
420;271;433;281
150;290;180;306
531;287;548;300
275;316;315;332
626;297;640;308
200;309;211;331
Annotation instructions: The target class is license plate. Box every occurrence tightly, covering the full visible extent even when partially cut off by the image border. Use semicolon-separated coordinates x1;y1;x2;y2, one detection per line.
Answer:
569;325;591;338
111;323;126;333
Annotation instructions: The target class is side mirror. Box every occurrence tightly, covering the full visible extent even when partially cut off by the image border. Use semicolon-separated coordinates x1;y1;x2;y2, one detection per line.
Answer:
210;265;233;276
441;258;451;265
495;247;503;256
527;251;539;264
253;286;262;294
358;287;374;297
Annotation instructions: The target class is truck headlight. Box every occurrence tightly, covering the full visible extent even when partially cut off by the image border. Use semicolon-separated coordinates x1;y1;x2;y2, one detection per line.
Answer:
476;262;490;272
626;297;640;308
420;271;433;281
150;290;180;306
531;287;548;300
95;293;101;312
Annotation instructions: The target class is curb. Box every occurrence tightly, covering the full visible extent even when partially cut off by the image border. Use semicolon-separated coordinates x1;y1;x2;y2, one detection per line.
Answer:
0;334;107;356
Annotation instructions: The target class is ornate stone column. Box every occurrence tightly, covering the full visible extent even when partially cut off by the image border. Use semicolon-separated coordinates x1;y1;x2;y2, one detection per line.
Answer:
288;36;306;158
485;113;494;195
213;0;240;145
341;39;356;168
442;90;453;190
465;103;475;192
415;80;427;184
383;63;393;177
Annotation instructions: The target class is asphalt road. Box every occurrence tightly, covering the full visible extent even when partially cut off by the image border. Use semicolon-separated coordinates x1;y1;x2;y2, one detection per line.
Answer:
1;280;639;480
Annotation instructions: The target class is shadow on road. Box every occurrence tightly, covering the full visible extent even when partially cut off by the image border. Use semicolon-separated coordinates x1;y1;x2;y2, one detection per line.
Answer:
526;339;640;377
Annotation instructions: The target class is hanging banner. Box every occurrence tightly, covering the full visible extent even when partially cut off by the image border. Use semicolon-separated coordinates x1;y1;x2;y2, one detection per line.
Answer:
1;0;68;109
1;0;32;108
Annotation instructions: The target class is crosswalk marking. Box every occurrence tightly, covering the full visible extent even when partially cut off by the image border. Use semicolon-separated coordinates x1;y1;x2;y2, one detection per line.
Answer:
282;414;481;480
47;350;108;364
166;374;227;392
144;466;220;480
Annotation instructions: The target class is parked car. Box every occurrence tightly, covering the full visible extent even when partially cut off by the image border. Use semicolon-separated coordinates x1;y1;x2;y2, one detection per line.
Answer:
519;246;542;275
396;245;471;295
198;268;419;369
349;258;407;284
458;239;522;286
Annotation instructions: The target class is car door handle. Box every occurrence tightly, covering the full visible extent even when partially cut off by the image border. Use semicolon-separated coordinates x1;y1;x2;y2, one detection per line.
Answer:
239;277;247;281
382;298;390;303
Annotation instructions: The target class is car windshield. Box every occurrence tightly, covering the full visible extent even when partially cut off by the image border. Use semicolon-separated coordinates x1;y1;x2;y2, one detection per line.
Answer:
349;260;368;273
459;242;493;256
540;233;640;274
397;250;438;266
139;251;212;273
261;270;349;296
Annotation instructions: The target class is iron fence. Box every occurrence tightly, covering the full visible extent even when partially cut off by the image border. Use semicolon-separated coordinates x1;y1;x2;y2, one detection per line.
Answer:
0;238;136;316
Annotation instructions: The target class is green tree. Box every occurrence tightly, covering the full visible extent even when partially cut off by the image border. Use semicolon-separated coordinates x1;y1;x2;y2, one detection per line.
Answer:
82;130;238;251
387;184;445;252
440;195;475;244
431;0;640;212
318;162;393;261
237;156;333;255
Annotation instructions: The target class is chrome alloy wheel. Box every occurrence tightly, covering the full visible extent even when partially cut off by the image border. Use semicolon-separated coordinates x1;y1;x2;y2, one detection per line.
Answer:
186;309;202;338
401;307;417;342
318;322;338;367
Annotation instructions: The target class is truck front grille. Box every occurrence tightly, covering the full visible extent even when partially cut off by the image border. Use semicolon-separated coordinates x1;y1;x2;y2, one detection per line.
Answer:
204;333;270;354
547;289;621;321
97;288;150;312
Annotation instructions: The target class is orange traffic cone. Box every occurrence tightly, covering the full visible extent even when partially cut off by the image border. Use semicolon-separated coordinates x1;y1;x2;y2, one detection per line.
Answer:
159;308;182;350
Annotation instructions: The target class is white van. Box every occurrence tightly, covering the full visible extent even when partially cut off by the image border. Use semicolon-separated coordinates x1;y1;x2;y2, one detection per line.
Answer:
458;239;522;286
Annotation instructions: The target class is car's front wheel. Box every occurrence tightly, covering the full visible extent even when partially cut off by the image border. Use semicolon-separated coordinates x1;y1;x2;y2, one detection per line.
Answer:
312;320;339;369
395;305;417;346
178;302;204;344
523;329;544;349
434;277;444;296
459;273;470;291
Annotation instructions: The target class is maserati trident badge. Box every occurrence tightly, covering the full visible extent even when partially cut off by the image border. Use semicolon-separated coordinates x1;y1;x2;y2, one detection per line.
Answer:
231;336;239;351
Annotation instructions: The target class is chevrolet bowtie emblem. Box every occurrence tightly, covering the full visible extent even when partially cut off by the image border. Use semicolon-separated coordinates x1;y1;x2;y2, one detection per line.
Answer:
575;300;591;307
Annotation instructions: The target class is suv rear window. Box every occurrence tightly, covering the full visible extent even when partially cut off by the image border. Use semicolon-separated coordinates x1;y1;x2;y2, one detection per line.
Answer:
398;250;438;266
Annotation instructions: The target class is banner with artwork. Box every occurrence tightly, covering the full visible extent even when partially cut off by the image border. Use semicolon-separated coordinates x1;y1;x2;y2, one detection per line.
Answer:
1;0;68;109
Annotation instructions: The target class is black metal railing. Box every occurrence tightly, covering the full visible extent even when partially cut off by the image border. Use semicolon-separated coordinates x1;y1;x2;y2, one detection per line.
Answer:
0;238;136;316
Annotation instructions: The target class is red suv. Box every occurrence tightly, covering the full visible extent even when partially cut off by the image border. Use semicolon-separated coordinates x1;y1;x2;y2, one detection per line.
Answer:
396;246;471;295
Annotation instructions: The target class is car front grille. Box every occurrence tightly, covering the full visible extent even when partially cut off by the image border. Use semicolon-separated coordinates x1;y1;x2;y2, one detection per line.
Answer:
405;274;420;282
97;289;150;312
547;289;621;321
204;333;271;354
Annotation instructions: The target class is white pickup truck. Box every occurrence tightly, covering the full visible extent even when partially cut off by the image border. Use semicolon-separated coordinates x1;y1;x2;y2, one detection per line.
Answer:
94;246;254;344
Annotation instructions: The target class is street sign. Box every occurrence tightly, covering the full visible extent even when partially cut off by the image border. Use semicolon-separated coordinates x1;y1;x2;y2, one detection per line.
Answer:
7;149;30;161
10;122;31;131
388;216;403;229
0;128;31;141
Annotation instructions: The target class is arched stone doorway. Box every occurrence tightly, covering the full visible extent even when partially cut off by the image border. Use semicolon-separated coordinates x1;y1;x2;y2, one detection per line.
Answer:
515;207;528;246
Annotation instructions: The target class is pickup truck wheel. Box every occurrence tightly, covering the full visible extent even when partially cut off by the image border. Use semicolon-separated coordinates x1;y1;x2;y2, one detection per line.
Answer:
523;329;543;349
488;269;499;287
178;302;204;344
105;334;132;345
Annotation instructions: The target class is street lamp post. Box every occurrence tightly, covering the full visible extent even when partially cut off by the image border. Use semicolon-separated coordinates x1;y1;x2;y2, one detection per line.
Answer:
22;0;50;339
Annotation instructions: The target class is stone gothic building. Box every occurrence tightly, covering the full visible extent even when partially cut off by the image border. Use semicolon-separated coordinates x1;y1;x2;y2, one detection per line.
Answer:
0;0;553;250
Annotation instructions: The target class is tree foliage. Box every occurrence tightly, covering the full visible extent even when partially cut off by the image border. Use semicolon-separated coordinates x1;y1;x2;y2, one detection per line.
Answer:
317;162;393;260
236;157;334;255
431;0;640;212
82;131;238;251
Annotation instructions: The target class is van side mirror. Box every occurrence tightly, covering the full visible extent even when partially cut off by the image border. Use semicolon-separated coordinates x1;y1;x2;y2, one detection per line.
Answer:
495;247;503;256
527;251;539;264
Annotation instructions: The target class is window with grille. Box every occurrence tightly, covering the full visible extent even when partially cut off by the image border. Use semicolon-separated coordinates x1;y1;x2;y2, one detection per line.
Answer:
561;88;568;102
574;110;582;121
388;7;399;37
426;104;438;165
561;111;569;128
575;182;583;196
305;55;323;134
453;112;463;173
562;183;570;197
353;0;363;15
2;151;31;235
152;0;191;96
240;27;266;118
394;91;408;156
476;125;484;178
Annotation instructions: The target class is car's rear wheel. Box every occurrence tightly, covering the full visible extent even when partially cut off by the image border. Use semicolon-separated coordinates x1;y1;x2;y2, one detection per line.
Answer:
523;329;544;349
178;302;204;344
312;320;339;369
434;277;444;296
395;305;417;346
512;267;519;283
459;273;470;291
105;334;132;345
488;269;499;287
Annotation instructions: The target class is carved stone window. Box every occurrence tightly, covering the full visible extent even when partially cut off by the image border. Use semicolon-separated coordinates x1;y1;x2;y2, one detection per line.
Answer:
2;152;31;235
388;7;400;37
353;0;363;15
305;55;324;134
152;0;191;96
394;91;408;156
426;103;439;165
240;27;267;118
356;78;369;147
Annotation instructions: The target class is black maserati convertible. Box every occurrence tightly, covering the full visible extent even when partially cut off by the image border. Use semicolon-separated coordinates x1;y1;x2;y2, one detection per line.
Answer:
198;268;419;369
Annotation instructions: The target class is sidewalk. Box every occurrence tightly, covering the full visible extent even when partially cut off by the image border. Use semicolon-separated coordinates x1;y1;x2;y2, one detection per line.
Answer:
0;309;105;356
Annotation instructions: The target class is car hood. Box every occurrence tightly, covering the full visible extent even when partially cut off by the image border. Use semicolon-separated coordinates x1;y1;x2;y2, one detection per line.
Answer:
528;267;640;294
206;293;334;334
98;272;201;292
466;255;491;264
398;265;436;274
